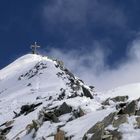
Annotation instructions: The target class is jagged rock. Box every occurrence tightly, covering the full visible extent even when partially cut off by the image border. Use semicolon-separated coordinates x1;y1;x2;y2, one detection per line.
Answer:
32;120;40;131
102;98;110;106
89;127;104;140
64;68;75;79
0;120;14;128
55;60;64;69
73;108;85;118
108;129;122;140
26;120;41;136
112;114;128;128
82;86;93;99
102;112;117;127
83;113;117;140
119;100;138;115
135;117;140;128
18;62;47;80
54;102;72;117
102;96;129;106
0;126;13;135
20;102;42;115
89;86;94;90
43;112;59;123
135;110;140;116
111;96;128;102
5;120;14;128
82;122;104;140
116;103;127;110
57;89;66;100
87;122;104;134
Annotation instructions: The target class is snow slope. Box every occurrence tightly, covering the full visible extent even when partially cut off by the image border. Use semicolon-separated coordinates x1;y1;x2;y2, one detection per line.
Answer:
0;54;140;140
0;54;101;140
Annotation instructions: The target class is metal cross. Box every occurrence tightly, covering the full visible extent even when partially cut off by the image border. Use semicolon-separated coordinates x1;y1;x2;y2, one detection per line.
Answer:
30;42;40;54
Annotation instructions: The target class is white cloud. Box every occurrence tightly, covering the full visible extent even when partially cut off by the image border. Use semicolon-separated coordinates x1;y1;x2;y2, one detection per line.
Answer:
45;38;140;91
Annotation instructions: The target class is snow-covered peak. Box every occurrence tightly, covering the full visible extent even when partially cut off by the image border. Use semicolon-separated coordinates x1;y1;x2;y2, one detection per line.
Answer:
0;54;98;140
0;54;48;79
0;54;94;99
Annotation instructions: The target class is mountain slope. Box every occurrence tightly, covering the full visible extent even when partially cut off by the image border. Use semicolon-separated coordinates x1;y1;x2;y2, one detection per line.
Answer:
0;54;104;140
1;54;140;140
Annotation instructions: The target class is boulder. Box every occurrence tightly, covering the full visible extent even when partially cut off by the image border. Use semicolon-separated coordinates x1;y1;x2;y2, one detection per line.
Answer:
20;102;42;115
116;103;127;110
89;128;103;140
112;114;128;128
87;122;104;134
0;126;13;135
102;112;117;127
108;129;122;140
73;108;85;118
111;96;128;102
82;112;124;140
102;96;129;106
82;122;104;140
54;102;72;117
121;100;137;115
82;86;93;99
102;98;110;106
136;117;140;128
136;110;140;116
43;112;59;123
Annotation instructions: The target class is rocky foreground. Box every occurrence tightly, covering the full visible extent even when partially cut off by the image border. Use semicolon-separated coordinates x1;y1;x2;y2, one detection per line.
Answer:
83;95;140;140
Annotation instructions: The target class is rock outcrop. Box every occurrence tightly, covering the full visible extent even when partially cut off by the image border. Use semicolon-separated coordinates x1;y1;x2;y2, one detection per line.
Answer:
83;95;140;140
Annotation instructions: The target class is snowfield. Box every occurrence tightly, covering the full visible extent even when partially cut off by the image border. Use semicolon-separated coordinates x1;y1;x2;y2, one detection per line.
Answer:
0;54;140;140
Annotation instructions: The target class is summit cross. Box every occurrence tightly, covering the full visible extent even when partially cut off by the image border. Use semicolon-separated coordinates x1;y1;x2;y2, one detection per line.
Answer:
30;42;40;54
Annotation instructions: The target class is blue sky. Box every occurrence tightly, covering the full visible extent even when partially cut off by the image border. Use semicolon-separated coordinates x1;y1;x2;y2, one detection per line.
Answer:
1;0;140;90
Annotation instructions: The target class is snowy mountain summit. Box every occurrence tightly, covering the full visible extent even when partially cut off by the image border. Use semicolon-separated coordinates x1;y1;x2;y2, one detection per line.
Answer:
1;54;140;140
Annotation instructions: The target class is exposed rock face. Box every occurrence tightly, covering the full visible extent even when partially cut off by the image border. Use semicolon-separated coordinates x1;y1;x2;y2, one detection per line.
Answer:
83;96;140;140
136;110;140;116
82;86;93;99
0;120;14;140
112;114;128;128
55;102;72;117
82;112;123;140
13;102;42;118
111;96;129;102
136;117;140;128
102;112;117;127
102;95;129;106
18;62;47;80
121;100;138;115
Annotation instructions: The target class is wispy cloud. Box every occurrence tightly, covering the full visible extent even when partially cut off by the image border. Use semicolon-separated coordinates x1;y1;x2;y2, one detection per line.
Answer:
43;37;140;91
40;0;140;91
42;0;127;29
